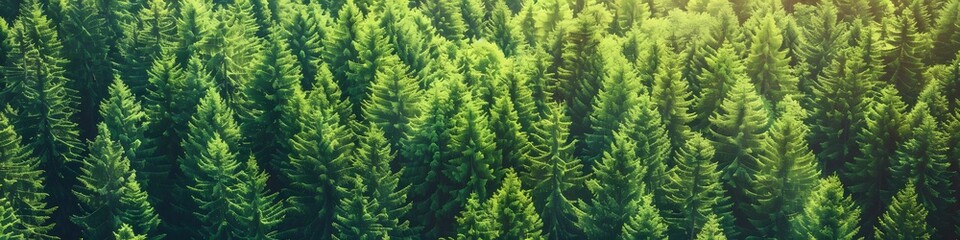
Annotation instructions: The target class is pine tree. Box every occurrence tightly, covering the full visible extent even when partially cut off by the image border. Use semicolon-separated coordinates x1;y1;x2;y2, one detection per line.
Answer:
201;0;264;107
845;86;908;238
0;198;23;239
239;29;306;190
363;58;422;150
113;224;146;240
445;96;499;217
323;0;362;106
282;3;329;91
557;1;611;147
332;176;390;240
174;0;214;66
578;130;646;239
181;89;244;185
487;170;544;239
59;0;114;139
0;106;54;238
488;91;532;173
228;159;285;240
621;193;669;239
348;124;411;238
523;102;585;240
661;133;734;239
483;2;522;56
347;17;396;118
790;175;861;240
694;44;746;131
620;94;670;206
100;78;158;192
695;214;728;240
117;174;161;240
459;0;485;40
796;2;845;96
584;55;642;165
455;194;499;240
610;0;650;34
117;0;177;96
422;0;468;40
746;98;820;238
883;14;924;104
652;52;695;168
3;2;83;237
930;0;960;64
875;182;932;240
189;134;241;239
745;14;797;103
72;124;157;240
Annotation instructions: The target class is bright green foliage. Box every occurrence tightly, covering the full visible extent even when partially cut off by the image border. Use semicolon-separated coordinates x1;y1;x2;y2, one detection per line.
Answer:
114;224;147;240
311;63;356;127
487;171;544;240
621;193;669;239
459;0;485;40
557;1;611;146
0;19;8;67
3;2;83;237
348;125;411;238
445;96;499;216
202;0;265;107
874;182;932;240
652;53;695;168
282;4;329;91
883;14;925;104
118;0;177;96
893;102;957;234
0;198;23;239
422;0;468;40
455;194;499;240
610;0;650;34
100;78;158;191
746;98;820;238
174;0;214;66
708;77;769;234
584;55;642;165
619;94;670;205
333;177;390;240
363;58;422;150
483;2;522;56
745;15;797;103
930;0;960;64
579;130;647;239
696;214;728;240
323;0;362;100
181;89;244;185
489;93;532;173
661;133;734;239
347;17;396;118
239;30;306;190
59;0;114;138
189;134;241;239
228;159;285;240
523;102;585;240
283;90;354;239
694;44;746;130
117;174;161;240
810;47;876;176
845;86;908;238
0;107;54;238
790;175;861;240
796;3;846;96
72;124;157;240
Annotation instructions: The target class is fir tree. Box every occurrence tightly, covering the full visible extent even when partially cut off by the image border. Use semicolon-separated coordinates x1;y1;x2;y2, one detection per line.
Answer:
117;0;177;96
488;93;532;174
874;182;932;240
694;44;746;131
228;159;285;240
652;52;695;168
487;170;544;240
282;3;329;91
349;124;411;238
695;214;728;240
661;133;734;239
894;102;957;236
746;98;820;238
113;224;146;240
189;134;242;239
796;2;846;96
845;86;908;238
117;174;161;240
347;17;396;118
578;130;646;239
0;106;54;238
621;193;669;239
523;102;585;240
99;78;158;192
174;0;214;66
332;177;390;240
745;15;797;103
883;14;924;104
790;175;861;240
362;58;422;150
620;94;670;206
584;55;642;165
444;96;499;217
557;1;611;147
59;0;114;139
455;194;499;240
422;0;468;40
323;0;363;106
930;0;960;64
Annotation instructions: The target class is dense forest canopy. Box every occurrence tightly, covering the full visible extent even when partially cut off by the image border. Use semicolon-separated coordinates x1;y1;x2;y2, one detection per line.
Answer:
0;0;958;239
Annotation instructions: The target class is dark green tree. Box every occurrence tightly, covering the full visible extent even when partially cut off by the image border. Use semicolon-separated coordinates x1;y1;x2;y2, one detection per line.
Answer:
745;15;797;103
455;194;499;240
421;0;468;40
584;55;642;165
523;102;586;240
652;53;695;168
488;92;532;174
578;130;647;239
883;14;924;104
228;159;286;240
59;0;114;139
117;0;177;96
790;175;861;240
796;2;846;96
332;177;390;240
117;174;162;240
619;94;670;206
845;86;908;238
189;134;241;239
346;17;396;118
99;78;158;192
0;197;23;239
874;182;932;240
661;133;735;239
695;214;728;240
323;0;363;105
282;3;329;91
362;58;422;150
487;170;544;240
348;125;411;238
174;0;215;66
0;106;54;238
444;96;499;216
556;1;611;146
930;0;960;64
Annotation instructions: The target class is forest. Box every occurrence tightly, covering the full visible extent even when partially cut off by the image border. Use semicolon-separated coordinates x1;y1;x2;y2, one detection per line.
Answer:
0;0;958;239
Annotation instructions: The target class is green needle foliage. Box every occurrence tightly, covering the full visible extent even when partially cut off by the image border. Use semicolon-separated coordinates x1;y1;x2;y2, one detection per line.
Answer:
875;182;932;240
0;106;54;239
790;175;861;240
662;133;735;239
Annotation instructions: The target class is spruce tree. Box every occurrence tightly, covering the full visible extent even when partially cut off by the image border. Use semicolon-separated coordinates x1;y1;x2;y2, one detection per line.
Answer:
652;52;695;168
117;0;177;96
790;175;861;240
100;78;158;191
3;2;83;237
0;197;23;239
113;224;146;240
930;0;960;64
875;182;932;240
362;57;422;150
695;214;728;240
332;176;390;240
883;14;924;104
444;96;499;217
661;133;735;239
557;1;611;146
72;124;158;240
347;17;396;118
523;102;585;240
455;194;499;240
584;55;642;165
578;130;646;239
174;0;214;66
421;0;468;40
694;44;746;130
228;159;285;240
845;86;908;238
488;93;532;174
0;106;54;238
323;0;363;106
189;134;241;239
745;14;797;103
795;2;845;96
117;174;161;240
746;98;819;238
487;170;544;240
894;102;957;235
621;193;668;239
59;0;113;139
348;125;411;238
282;3;329;91
620;94;671;206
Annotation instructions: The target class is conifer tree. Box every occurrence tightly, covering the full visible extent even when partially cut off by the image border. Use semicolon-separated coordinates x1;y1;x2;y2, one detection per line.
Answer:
59;0;113;139
579;130;647;239
347;17;396;117
610;0;650;34
501;56;540;133
201;0;265;106
324;0;363;103
118;0;177;96
621;193;669;239
661;133;735;239
459;0;485;40
174;0;214;66
181;89;244;184
228;159;285;240
100;78;158;190
113;224;146;240
349;125;410;238
0;106;54;238
930;0;960;64
696;214;728;240
883;14;924;104
584;55;642;164
557;1;611;146
487;170;544;239
796;2;845;96
239;29;306;190
875;182;932;240
3;2;83;237
282;4;329;91
117;174;161;240
694;44;746;130
72;124;157;240
652;52;695;168
0;197;23;239
746;98;819;238
523;102;585;240
422;0;468;40
845;86;908;238
445;96;499;216
483;2;522;56
363;58;422;150
455;194;499;240
790;175;861;240
333;177;389;240
619;94;670;205
745;15;797;103
489;93;532;173
189;134;241;239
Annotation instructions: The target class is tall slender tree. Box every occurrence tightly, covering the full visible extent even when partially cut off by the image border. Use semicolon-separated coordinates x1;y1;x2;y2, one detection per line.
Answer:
883;14;924;104
894;102;957;236
661;133;735;239
874;182;932;240
59;0;113;139
348;125;411;238
228;159;285;240
189;134;241;239
444;96;500;217
578;130;647;239
0;106;54;239
652;52;695;168
118;0;177;96
790;175;861;240
745;15;797;103
486;170;544;240
362;57;422;150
